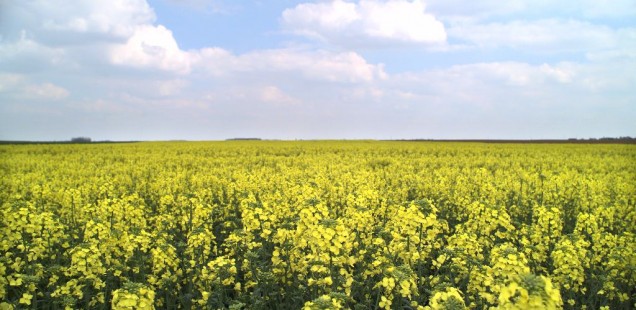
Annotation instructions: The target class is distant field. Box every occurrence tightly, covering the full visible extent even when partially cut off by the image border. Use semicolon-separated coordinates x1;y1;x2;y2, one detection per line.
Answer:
1;141;635;309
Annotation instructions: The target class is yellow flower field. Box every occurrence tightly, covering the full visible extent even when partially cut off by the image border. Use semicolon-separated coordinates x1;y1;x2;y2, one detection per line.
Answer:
1;141;634;309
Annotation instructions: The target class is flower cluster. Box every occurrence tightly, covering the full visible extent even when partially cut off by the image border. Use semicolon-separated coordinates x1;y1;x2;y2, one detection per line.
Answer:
111;282;155;309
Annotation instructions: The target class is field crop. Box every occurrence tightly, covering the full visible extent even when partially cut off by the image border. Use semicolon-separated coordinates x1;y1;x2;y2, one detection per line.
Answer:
0;141;635;309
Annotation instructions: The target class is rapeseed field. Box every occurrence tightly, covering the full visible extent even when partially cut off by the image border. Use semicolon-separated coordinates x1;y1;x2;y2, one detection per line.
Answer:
1;141;634;309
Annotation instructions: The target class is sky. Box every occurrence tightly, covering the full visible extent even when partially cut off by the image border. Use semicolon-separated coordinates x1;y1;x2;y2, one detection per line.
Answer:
0;0;635;141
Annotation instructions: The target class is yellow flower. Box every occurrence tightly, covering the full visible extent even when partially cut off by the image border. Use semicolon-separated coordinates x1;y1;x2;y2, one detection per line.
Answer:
9;277;22;286
0;302;14;310
379;296;392;309
324;276;333;286
19;293;33;305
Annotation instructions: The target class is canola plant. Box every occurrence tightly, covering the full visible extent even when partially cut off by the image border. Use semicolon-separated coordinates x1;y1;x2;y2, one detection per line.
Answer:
0;141;634;309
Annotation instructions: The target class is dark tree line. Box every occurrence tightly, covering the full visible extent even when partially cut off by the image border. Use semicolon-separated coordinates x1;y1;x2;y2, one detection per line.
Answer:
70;137;92;143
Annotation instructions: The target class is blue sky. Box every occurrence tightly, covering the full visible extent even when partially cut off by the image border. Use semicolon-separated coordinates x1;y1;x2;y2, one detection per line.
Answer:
1;0;635;140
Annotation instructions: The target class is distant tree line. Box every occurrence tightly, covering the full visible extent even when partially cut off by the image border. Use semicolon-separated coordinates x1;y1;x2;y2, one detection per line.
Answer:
0;139;141;145
569;136;635;141
70;137;92;143
395;137;636;144
226;138;262;141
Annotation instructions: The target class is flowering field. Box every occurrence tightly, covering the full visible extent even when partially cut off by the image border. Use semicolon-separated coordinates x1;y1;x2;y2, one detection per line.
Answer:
1;141;635;309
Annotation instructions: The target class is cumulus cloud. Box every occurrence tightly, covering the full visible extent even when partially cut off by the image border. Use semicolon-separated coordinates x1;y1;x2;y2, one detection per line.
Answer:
0;0;162;74
1;0;155;45
0;33;69;73
40;0;153;35
1;0;389;82
283;1;359;34
110;25;193;74
282;0;447;47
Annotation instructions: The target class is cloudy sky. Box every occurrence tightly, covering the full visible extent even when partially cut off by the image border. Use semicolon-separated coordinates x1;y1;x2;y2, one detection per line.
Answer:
1;0;635;141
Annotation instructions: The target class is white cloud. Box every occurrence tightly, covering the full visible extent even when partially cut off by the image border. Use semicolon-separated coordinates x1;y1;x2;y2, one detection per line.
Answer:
69;99;133;113
156;79;188;96
0;74;24;92
0;76;70;101
2;0;388;80
236;49;387;83
345;86;385;101
1;0;166;75
421;0;636;56
388;58;636;122
110;25;193;74
282;0;447;46
260;86;299;105
283;1;359;34
23;83;70;100
426;0;636;20
539;64;573;83
40;0;154;35
463;62;577;86
0;34;69;72
358;0;446;43
448;19;622;52
397;61;578;91
193;48;387;83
